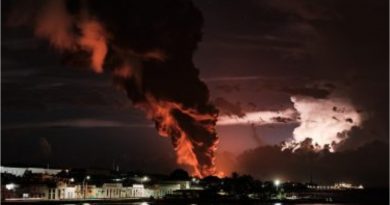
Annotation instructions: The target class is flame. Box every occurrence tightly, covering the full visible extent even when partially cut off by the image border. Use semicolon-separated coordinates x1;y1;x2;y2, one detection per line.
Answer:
137;95;219;177
176;132;201;176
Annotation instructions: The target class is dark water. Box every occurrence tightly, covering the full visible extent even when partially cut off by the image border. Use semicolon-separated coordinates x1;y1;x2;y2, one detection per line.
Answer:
59;202;361;205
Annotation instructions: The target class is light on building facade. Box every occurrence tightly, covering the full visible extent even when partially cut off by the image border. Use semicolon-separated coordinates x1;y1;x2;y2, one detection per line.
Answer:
191;177;199;184
5;183;16;190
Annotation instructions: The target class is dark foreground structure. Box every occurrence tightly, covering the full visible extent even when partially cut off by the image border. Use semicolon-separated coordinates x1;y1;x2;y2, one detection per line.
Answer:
1;166;389;204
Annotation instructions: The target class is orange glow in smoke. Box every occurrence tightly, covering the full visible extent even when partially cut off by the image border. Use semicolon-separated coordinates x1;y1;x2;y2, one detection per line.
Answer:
34;0;76;50
142;49;167;61
113;64;133;78
78;20;108;73
139;95;220;178
34;0;108;73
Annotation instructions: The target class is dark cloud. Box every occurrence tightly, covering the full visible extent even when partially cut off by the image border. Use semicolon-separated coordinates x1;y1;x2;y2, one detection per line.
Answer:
271;116;295;124
215;84;240;93
280;86;331;99
250;124;263;146
2;80;130;111
214;97;245;117
3;118;152;130
2;127;177;173
237;141;389;188
252;77;336;99
38;137;52;159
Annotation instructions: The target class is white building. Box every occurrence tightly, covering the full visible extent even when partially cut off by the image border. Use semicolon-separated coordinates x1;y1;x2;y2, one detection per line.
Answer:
307;182;364;190
48;185;78;199
99;183;145;199
1;166;62;176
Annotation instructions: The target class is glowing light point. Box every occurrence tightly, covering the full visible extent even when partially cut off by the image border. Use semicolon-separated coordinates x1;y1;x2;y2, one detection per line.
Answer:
5;183;16;190
142;176;149;182
274;179;281;187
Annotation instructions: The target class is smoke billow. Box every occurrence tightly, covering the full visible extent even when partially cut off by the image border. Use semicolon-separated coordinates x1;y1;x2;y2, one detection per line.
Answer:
7;0;219;177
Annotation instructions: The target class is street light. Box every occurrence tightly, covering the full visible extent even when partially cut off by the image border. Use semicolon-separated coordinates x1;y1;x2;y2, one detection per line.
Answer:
191;177;199;184
83;176;91;199
274;179;281;187
70;178;75;182
142;176;149;182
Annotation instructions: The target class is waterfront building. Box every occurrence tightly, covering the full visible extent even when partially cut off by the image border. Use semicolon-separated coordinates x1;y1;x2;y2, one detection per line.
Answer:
307;182;364;190
1;166;62;176
101;183;145;198
146;183;181;198
1;166;196;201
48;184;78;199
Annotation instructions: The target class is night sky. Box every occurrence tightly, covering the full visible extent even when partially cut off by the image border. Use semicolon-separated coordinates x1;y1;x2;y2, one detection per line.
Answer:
2;0;389;187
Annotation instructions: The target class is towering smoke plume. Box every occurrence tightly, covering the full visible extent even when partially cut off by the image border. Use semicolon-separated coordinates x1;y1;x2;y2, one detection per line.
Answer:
8;0;219;177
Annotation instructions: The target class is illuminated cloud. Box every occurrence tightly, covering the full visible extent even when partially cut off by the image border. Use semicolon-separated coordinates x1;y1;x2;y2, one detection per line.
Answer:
284;96;363;151
217;108;297;126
